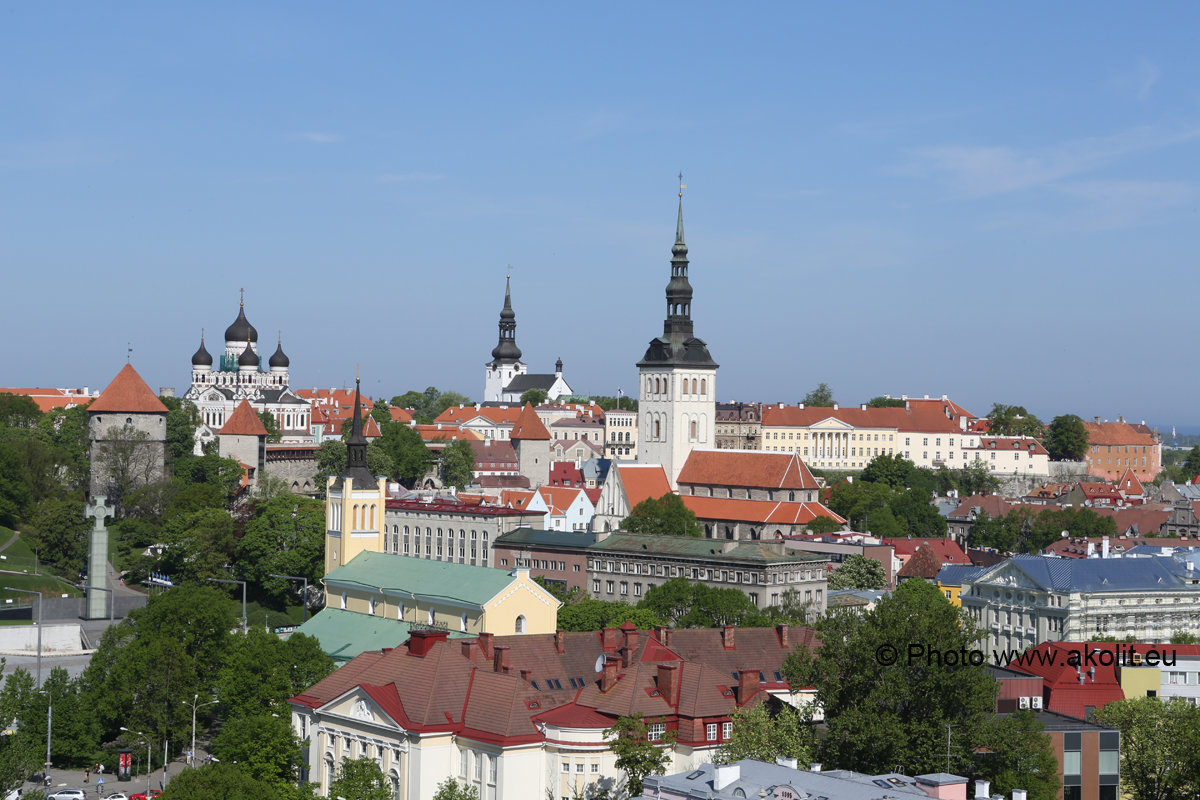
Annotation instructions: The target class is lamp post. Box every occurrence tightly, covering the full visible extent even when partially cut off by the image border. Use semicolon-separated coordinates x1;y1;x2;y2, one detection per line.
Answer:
38;690;52;784
72;582;114;624
946;723;956;771
267;573;309;622
206;578;248;633
5;587;42;686
191;693;218;768
120;727;151;797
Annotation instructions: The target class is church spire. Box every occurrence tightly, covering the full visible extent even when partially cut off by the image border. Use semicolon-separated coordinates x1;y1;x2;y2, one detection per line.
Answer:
490;274;523;364
341;377;376;486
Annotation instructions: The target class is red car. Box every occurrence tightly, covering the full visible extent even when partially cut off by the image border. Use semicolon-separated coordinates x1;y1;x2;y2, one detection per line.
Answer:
130;791;162;800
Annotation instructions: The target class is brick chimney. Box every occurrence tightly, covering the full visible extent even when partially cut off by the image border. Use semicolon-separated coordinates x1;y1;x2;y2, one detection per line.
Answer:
653;624;669;644
461;639;475;659
601;655;620;692
601;626;620;650
657;663;679;706
776;623;788;649
737;668;760;704
493;645;510;673
479;632;494;659
622;624;639;652
554;629;565;654
520;668;532;682
619;646;632;668
722;625;736;649
406;629;448;658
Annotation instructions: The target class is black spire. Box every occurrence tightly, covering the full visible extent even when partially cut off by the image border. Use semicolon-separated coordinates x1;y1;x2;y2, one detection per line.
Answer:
191;331;213;367
269;335;290;369
224;293;258;343
342;377;376;486
490;275;523;364
638;187;717;369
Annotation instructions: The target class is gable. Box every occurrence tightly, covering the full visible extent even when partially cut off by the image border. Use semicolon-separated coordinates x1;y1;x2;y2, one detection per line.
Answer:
319;687;404;731
970;561;1049;593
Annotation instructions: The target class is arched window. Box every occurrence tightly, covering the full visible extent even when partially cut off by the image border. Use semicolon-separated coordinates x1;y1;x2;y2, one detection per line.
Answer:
654;418;661;439
515;614;527;634
701;378;706;395
428;608;435;625
690;420;697;440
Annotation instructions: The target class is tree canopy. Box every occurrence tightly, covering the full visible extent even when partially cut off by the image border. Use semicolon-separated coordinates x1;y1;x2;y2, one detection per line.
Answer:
328;756;394;800
390;387;471;425
441;439;476;490
605;713;673;797
1045;414;1088;461
519;388;548;406
827;554;886;590
715;702;815;765
622;494;702;537
1095;697;1200;800
986;403;1045;438
802;383;835;407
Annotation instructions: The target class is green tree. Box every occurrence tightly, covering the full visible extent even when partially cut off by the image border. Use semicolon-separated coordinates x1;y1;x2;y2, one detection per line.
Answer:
826;480;897;532
593;395;637;412
433;777;480;800
370;399;392;427
211;714;304;787
1184;446;1200;479
605;713;673;797
216;630;333;720
37;403;90;489
622;494;702;537
160;396;202;465
887;489;948;538
236;496;326;606
865;396;905;408
827;554;886;590
442;439;476;490
0;393;42;429
157;507;238;585
258;410;282;443
802;383;835;407
328;756;393;800
1045;414;1088;461
519;388;548;406
638;577;696;627
715;702;815;765
1095;697;1200;800
987;404;1044;438
377;422;431;486
391;387;472;425
160;762;280;800
557;598;662;632
785;579;995;775
860;453;918;489
0;666;42;789
955;461;1001;496
976;710;1061;800
172;452;244;497
24;497;90;573
805;515;843;534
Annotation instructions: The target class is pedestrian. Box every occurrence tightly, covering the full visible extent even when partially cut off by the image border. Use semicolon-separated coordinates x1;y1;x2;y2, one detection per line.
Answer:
84;767;89;783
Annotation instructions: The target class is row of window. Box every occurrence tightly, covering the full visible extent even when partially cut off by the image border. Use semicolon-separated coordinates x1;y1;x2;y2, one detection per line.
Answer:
768;431;893;442
644;374;709;398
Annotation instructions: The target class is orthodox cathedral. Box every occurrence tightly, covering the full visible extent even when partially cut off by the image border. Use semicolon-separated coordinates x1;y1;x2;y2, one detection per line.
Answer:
483;277;573;403
185;296;310;450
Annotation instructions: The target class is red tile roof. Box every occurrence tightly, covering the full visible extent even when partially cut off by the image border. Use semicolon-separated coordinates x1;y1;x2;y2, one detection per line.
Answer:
973;436;1049;456
1117;469;1144;496
883;537;970;564
511;403;551;440
219;400;268;436
677;450;819;490
762;397;975;435
1083;421;1158;447
89;364;169;414
435;406;523;426
389;407;414;423
616;465;672;507
897;544;943;579
682;496;843;526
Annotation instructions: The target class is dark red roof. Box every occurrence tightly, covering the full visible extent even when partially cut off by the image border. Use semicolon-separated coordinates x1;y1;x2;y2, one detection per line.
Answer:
220;400;268;436
89;363;168;414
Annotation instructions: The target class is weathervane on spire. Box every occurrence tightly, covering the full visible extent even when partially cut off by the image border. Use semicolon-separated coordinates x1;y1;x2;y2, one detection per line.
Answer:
201;327;205;343
126;342;132;362
239;287;244;308
678;171;686;198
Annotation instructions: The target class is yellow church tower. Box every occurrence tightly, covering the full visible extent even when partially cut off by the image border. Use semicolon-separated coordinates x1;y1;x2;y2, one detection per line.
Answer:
324;378;387;575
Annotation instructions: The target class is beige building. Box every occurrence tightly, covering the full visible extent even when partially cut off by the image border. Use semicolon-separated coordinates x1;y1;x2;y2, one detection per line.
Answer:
325;380;389;575
604;407;638;459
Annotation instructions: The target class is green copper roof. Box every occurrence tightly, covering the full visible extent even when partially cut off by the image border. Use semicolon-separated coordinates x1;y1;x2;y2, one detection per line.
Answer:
289;607;466;663
323;550;526;608
587;533;825;564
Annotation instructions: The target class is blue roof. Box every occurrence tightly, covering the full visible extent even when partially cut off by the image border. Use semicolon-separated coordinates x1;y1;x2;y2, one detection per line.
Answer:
935;564;987;587
986;554;1197;593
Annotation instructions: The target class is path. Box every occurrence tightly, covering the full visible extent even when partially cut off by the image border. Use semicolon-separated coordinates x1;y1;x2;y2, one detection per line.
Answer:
0;530;19;555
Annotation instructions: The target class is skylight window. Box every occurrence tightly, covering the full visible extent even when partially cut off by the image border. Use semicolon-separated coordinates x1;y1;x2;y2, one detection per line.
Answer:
686;770;706;781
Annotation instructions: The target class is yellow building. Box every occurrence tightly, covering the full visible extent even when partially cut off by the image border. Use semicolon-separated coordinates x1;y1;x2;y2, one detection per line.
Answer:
323;550;561;636
934;565;986;608
324;379;388;575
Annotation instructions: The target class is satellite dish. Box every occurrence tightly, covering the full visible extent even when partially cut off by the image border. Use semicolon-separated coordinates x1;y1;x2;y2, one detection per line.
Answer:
594;654;605;673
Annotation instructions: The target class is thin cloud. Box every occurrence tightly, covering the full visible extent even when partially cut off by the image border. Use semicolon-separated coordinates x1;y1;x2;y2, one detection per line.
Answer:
900;125;1200;197
1055;179;1192;230
293;132;342;144
1110;59;1161;101
377;172;446;183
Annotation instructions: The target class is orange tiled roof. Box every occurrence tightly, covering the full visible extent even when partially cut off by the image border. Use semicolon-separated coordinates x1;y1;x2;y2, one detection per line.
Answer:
0;388;96;413
89;364;169;414
435;406;523;426
1083;421;1158;447
677;450;818;490
762;397;974;434
389;407;414;423
681;496;843;526
616;465;672;507
1117;469;1145;496
973;436;1049;456
220;400;269;436
511;403;551;440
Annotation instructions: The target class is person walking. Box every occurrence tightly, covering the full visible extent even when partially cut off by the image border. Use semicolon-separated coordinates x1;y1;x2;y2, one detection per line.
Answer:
84;767;89;783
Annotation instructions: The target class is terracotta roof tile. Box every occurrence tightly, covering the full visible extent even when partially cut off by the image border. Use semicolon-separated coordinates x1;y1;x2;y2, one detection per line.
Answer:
89;363;169;414
219;400;269;436
511;403;551;440
616;465;672;507
1083;421;1158;447
682;496;843;526
677;450;819;490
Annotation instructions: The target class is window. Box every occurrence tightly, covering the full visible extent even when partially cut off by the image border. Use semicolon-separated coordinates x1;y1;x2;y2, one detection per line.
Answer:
591;763;599;773
340;593;347;609
576;763;585;773
707;723;718;741
561;761;570;773
648;723;666;741
620;581;629;595
722;721;733;739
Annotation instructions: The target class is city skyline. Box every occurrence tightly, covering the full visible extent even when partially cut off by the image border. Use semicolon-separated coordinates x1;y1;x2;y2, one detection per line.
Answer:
3;4;1198;427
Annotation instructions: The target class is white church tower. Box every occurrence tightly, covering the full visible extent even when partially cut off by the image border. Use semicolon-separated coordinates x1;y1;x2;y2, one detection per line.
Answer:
637;187;718;487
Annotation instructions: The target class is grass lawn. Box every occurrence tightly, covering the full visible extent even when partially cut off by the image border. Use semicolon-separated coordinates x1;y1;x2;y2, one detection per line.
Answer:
0;570;82;603
0;530;45;574
240;599;308;630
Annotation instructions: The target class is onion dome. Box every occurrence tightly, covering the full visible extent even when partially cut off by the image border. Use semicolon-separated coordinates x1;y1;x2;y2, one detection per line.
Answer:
269;339;290;369
238;342;259;368
224;300;258;343
191;335;213;367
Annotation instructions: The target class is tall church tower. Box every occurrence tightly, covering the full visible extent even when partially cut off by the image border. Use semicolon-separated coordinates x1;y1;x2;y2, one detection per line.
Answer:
324;378;387;575
483;276;528;402
636;188;718;487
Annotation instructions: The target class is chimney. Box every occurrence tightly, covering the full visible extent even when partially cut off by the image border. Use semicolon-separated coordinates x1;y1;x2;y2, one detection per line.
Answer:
775;756;799;769
520;668;532;682
654;624;669;644
406;629;448;658
1013;791;1027;800
602;626;620;650
1102;535;1110;558
975;781;990;799
1118;416;1125;425
461;639;475;659
861;404;867;411
601;655;620;692
832;403;839;411
737;669;760;704
722;625;736;649
810;763;822;772
493;645;511;673
657;663;679;705
714;764;740;791
623;625;639;652
777;623;789;649
554;629;565;654
620;646;632;668
1095;416;1101;423
473;630;493;658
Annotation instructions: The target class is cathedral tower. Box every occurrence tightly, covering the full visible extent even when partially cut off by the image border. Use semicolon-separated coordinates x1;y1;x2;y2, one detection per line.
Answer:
484;276;528;402
636;188;718;487
324;378;386;575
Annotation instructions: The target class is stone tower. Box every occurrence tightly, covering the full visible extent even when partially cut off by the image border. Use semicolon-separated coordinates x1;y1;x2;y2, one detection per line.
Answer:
483;277;528;402
88;363;169;501
636;191;718;487
324;378;387;575
511;402;551;489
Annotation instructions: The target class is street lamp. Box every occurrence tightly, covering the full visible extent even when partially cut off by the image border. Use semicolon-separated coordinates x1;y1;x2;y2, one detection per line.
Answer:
72;582;114;623
37;690;51;784
206;578;248;633
5;587;42;686
120;727;151;797
191;693;218;768
267;573;309;622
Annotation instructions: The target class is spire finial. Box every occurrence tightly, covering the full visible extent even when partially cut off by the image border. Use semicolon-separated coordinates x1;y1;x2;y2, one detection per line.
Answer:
675;174;687;246
678;171;685;198
239;287;244;308
127;342;132;363
201;327;205;343
278;329;282;345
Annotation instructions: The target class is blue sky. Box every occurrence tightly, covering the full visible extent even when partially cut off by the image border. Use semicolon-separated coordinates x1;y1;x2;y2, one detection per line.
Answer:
3;3;1198;428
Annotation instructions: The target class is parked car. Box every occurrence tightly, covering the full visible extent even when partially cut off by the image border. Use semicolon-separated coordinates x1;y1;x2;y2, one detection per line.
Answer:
102;794;130;800
129;791;162;800
47;791;88;800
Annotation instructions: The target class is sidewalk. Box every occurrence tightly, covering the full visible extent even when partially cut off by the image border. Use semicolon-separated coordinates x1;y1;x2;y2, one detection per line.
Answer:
27;748;202;797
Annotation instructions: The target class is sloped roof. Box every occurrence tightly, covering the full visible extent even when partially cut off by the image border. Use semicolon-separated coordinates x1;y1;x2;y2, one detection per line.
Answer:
897;545;943;579
589;533;827;564
290;607;465;663
89;363;168;414
511;403;551;440
324;551;530;607
616;464;671;507
504;373;560;394
681;496;843;526
1117;469;1145;496
1083;421;1158;447
677;450;818;490
977;554;1194;593
934;564;987;587
220;400;268;436
434;405;523;427
762;397;974;434
884;538;970;564
971;436;1049;456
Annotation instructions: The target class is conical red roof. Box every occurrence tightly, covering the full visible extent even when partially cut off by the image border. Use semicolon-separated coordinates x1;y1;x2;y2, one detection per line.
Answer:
220;400;269;436
89;363;169;414
511;402;551;440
